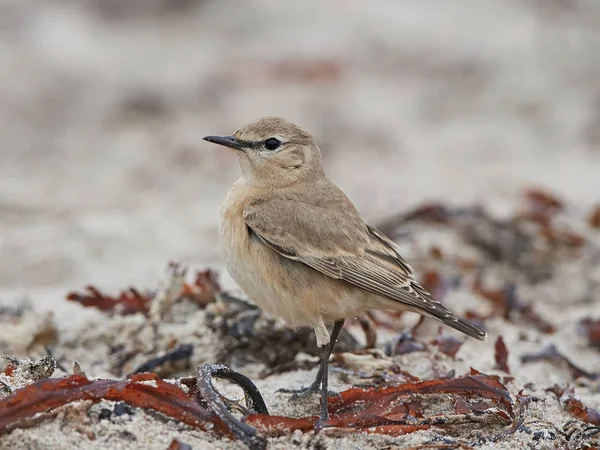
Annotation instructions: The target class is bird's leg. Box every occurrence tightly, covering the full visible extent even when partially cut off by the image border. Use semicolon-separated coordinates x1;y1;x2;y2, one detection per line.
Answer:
277;366;322;397
278;319;344;400
318;320;342;421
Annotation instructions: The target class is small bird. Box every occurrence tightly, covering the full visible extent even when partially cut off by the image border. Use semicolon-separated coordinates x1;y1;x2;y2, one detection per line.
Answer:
204;117;486;422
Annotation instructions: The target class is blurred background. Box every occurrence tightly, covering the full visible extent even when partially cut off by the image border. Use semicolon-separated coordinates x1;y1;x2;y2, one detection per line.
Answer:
1;0;599;311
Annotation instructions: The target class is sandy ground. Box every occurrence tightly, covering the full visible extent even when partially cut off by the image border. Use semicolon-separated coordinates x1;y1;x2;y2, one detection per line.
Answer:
1;0;600;449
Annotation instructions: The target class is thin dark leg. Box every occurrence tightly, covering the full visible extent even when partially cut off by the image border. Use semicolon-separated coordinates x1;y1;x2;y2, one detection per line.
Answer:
318;319;344;421
328;319;345;357
278;319;345;398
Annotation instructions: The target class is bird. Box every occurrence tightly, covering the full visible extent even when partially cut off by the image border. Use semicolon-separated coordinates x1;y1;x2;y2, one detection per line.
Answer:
203;116;486;422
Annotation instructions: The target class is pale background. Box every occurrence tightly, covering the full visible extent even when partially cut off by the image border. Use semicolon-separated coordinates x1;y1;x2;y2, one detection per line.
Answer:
1;0;600;311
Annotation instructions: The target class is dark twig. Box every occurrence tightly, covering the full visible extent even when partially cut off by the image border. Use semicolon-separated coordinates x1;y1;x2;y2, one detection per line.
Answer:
197;363;268;450
0;374;228;436
166;438;193;450
131;344;194;374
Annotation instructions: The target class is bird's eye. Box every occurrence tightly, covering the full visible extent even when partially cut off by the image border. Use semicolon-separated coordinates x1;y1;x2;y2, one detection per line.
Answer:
264;137;281;151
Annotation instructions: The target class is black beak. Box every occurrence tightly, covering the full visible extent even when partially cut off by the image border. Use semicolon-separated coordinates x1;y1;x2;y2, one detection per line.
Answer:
203;135;245;151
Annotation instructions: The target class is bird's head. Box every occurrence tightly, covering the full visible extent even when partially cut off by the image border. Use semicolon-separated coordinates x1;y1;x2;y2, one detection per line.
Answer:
204;116;324;187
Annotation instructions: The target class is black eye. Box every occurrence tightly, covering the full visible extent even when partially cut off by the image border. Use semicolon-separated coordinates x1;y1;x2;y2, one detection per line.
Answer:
264;137;281;151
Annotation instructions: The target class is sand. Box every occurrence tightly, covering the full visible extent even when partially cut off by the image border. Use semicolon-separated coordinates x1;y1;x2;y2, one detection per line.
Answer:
2;0;600;448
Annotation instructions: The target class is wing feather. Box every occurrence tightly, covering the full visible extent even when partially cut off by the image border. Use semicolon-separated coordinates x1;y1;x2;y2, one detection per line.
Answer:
243;191;486;341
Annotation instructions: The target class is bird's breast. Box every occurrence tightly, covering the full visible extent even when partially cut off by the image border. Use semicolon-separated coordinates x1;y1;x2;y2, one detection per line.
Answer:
219;185;251;283
220;184;316;326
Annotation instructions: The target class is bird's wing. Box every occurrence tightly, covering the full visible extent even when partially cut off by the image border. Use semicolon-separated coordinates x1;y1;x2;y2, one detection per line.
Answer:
243;191;486;341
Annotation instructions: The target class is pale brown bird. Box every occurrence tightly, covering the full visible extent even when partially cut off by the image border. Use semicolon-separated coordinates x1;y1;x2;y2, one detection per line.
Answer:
204;117;486;422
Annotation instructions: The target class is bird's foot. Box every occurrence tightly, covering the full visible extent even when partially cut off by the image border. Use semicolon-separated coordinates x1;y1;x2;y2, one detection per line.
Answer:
314;417;331;432
277;382;340;400
277;380;319;400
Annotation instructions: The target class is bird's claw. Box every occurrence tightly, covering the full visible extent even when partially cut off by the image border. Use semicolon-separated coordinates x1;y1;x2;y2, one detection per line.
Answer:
314;417;332;432
277;384;340;401
277;383;319;399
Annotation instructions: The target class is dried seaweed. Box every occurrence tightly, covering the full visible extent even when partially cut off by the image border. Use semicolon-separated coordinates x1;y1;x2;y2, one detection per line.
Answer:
195;365;514;442
66;268;221;316
459;209;535;270
580;318;600;348
329;373;512;414
564;398;600;426
521;344;597;380
66;286;152;315
590;205;600;229
522;188;563;214
166;439;192;450
181;269;222;307
245;382;510;437
518;188;586;249
376;203;453;237
494;336;510;374
473;279;555;333
550;386;600;425
420;270;445;299
470;388;546;444
389;332;426;356
16;189;598;447
247;413;432;437
397;203;453;224
461;189;585;280
431;334;464;358
0;359;518;449
377;192;588;298
3;364;13;376
0;373;230;437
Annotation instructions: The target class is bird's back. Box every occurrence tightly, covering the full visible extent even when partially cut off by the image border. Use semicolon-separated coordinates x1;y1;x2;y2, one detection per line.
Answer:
238;177;486;341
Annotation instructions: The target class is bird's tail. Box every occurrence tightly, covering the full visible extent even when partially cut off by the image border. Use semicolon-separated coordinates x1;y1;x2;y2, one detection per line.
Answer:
409;282;487;341
426;309;487;341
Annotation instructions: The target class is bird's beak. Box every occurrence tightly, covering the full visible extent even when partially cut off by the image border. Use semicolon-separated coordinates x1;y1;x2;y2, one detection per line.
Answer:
203;135;245;151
